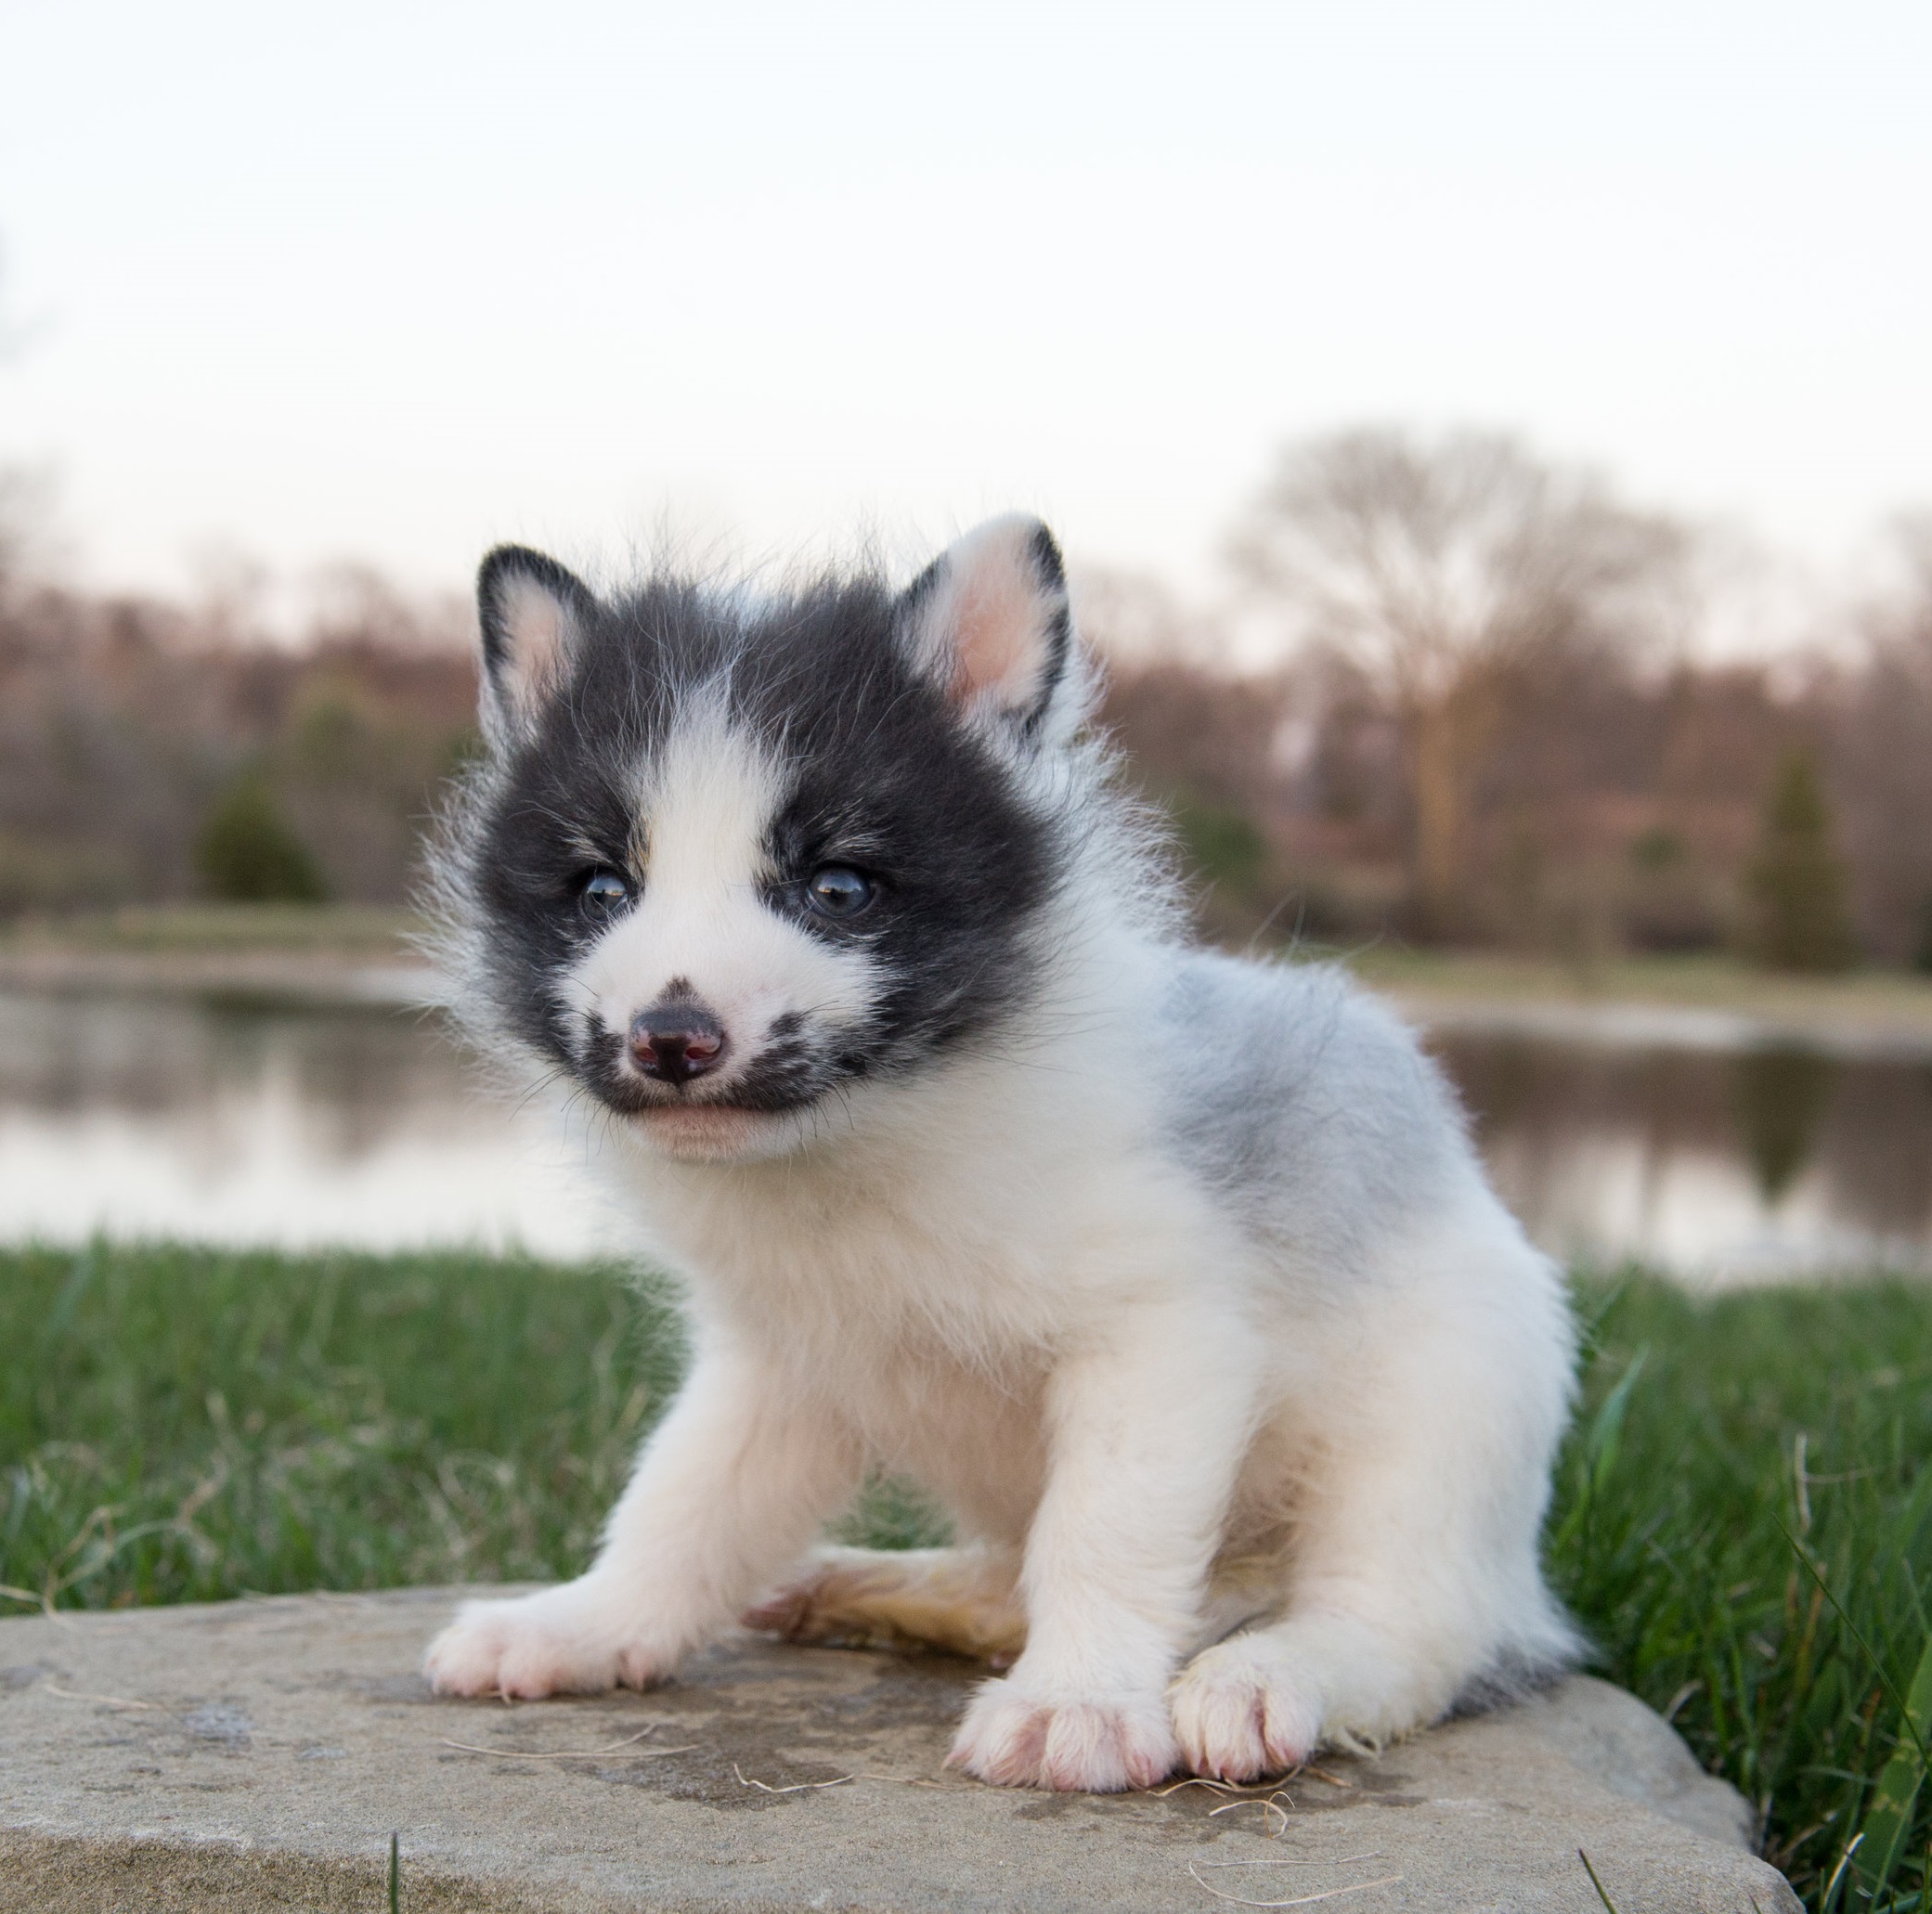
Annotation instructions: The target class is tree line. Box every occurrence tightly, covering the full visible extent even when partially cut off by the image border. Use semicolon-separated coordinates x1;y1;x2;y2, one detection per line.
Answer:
2;432;1928;971
0;560;477;914
1093;430;1932;972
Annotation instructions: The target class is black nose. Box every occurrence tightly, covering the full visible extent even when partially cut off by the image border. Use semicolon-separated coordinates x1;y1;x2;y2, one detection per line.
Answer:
628;1004;726;1086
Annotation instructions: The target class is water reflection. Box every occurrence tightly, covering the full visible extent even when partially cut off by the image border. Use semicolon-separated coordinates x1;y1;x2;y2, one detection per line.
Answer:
0;990;619;1261
1434;1032;1932;1282
1;989;1928;1283
1731;1047;1837;1203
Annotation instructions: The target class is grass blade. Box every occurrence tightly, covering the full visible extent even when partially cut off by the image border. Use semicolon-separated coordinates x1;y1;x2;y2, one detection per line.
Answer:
1782;1524;1929;1767
1577;1848;1621;1912
1550;1348;1648;1552
1854;1631;1932;1900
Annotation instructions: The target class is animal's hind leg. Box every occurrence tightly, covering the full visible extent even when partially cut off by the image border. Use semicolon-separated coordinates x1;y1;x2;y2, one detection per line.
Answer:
1171;1216;1579;1780
745;1544;1026;1663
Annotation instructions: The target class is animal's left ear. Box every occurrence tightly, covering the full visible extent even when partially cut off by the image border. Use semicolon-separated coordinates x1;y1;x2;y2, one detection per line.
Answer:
898;514;1085;744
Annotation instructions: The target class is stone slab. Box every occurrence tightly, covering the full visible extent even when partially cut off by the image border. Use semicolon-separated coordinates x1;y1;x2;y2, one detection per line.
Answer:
0;1587;1798;1912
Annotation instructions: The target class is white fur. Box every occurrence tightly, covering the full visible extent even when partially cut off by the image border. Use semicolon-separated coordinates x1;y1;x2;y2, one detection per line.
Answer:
426;522;1578;1793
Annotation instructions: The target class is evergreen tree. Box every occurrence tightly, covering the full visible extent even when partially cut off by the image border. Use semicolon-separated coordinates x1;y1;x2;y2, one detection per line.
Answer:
194;774;327;902
1744;750;1856;973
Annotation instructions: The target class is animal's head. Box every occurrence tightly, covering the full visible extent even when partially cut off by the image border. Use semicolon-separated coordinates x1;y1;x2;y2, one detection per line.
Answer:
443;516;1096;1161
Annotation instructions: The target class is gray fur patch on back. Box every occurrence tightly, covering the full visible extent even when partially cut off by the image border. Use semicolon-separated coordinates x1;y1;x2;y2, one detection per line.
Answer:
1156;954;1472;1275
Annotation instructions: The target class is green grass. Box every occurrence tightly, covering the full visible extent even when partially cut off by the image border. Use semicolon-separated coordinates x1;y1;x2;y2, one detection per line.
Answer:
1;1245;684;1601
4;1244;1928;1908
1556;1275;1932;1908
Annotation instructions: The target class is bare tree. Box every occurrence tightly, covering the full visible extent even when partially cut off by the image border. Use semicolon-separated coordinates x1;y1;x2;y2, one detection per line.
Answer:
305;562;472;654
1229;428;1690;938
1072;566;1230;671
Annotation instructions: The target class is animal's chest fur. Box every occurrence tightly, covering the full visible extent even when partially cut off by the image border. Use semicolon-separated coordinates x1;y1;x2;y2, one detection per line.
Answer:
624;1154;1063;1537
608;1066;1211;1347
590;1052;1258;1548
629;1151;1073;1377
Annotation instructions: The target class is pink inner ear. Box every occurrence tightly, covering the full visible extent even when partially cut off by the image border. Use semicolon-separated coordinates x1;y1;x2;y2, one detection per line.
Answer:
498;575;572;703
949;550;1047;706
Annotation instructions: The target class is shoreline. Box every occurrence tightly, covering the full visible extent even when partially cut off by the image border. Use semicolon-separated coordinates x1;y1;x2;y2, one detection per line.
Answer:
0;947;437;1009
1384;988;1932;1061
7;942;1932;1059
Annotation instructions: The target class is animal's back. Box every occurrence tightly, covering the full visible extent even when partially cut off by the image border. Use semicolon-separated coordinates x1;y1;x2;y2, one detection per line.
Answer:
1156;951;1480;1280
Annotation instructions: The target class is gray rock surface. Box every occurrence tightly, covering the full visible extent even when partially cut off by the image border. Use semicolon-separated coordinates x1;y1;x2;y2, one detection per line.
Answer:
0;1586;1798;1912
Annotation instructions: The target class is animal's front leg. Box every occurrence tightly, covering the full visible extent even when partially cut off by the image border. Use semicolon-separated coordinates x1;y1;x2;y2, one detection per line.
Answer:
426;1342;859;1698
948;1296;1261;1791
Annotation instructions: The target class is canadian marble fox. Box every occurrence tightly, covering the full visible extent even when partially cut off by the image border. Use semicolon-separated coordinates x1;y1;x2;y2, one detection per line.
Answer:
422;514;1578;1791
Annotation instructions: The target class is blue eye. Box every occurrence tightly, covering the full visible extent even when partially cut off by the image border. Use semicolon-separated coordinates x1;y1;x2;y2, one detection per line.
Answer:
581;870;630;914
805;866;875;919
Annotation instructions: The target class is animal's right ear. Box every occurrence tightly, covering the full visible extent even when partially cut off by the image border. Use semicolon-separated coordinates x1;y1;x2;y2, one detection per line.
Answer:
475;545;598;744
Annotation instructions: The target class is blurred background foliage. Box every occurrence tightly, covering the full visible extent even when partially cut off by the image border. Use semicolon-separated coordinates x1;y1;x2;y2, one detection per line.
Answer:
3;428;1930;973
0;560;478;916
194;773;329;904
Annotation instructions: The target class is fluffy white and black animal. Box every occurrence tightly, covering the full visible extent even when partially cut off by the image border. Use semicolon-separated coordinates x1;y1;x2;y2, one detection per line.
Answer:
422;515;1579;1791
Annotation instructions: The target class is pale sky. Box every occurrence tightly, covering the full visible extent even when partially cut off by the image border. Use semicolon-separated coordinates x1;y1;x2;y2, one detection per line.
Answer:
2;0;1928;622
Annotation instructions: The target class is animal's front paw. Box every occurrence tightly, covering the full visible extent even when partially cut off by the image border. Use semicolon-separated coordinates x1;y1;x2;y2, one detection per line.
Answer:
1169;1634;1323;1781
946;1676;1178;1791
424;1581;670;1700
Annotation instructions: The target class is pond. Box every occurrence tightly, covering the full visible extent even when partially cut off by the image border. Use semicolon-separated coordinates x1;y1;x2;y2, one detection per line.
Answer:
2;986;1928;1286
